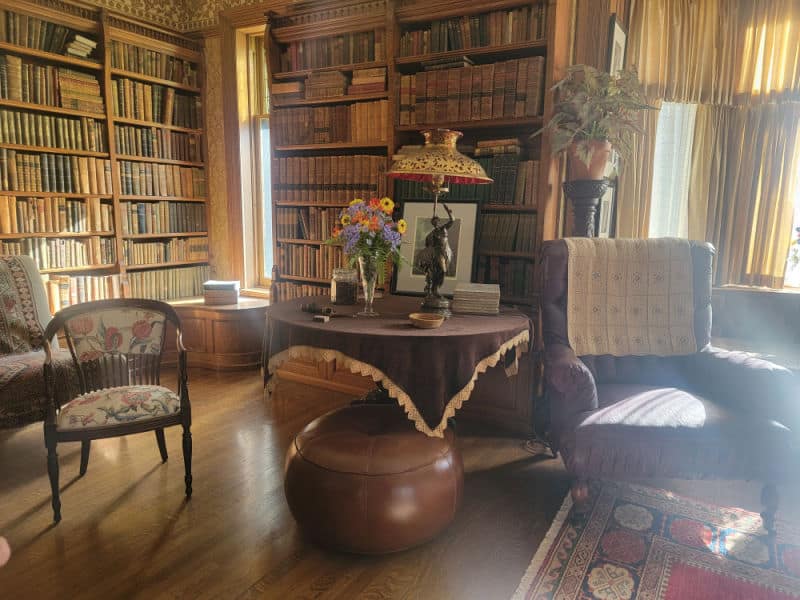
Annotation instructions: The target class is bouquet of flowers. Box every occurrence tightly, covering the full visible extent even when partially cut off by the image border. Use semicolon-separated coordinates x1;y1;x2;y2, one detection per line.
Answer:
328;197;407;283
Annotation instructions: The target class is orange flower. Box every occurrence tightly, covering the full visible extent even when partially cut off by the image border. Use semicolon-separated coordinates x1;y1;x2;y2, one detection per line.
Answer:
369;216;381;232
368;197;380;209
332;226;342;237
353;211;365;223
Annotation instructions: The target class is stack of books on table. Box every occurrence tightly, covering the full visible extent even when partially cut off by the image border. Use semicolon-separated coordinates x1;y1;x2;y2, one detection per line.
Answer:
203;280;239;305
452;282;501;315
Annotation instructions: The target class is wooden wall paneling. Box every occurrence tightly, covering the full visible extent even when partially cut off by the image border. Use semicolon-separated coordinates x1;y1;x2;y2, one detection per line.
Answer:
573;0;610;69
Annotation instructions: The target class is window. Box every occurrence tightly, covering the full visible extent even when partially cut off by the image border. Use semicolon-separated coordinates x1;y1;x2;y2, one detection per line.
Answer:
786;186;800;287
244;32;272;286
648;102;697;238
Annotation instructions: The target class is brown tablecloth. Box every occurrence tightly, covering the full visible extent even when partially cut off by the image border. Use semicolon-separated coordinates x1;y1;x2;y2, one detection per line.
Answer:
265;295;532;437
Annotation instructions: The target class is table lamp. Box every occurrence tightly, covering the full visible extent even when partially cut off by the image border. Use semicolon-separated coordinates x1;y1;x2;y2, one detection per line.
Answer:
388;129;493;316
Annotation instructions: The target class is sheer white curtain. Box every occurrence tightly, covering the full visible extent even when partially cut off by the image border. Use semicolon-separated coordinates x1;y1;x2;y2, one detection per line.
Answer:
648;102;698;238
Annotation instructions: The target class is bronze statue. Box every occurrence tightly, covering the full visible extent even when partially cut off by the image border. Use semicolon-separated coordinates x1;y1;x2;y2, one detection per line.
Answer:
415;204;455;314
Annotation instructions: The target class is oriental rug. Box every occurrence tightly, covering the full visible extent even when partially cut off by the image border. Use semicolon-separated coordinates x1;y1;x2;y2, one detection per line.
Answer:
512;481;800;600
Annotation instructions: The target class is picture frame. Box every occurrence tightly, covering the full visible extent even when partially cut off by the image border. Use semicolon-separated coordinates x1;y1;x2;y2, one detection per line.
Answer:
597;182;617;238
393;201;478;296
607;14;627;75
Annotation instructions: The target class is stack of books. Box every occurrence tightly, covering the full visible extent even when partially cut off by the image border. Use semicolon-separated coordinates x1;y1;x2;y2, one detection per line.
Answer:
65;34;97;58
305;71;347;99
452;282;501;315
203;280;239;305
272;81;304;105
348;67;385;94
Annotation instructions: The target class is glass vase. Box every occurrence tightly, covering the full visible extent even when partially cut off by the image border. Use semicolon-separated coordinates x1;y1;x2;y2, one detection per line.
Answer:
357;254;380;317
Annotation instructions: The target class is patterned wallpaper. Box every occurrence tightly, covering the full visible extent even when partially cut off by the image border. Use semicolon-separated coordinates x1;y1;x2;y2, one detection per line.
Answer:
82;0;247;31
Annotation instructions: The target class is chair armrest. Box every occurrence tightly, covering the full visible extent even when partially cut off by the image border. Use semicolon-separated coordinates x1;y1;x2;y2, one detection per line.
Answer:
545;343;598;424
684;347;800;432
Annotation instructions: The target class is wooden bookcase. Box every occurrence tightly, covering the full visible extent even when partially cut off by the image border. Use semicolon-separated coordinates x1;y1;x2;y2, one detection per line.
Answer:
0;0;209;310
263;0;571;434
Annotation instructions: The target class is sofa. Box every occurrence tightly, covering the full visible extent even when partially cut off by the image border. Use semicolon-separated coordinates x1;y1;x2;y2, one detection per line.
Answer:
540;238;799;532
0;255;77;428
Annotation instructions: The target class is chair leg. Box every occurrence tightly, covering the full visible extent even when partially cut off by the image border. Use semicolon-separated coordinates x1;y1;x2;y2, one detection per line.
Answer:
79;440;91;476
571;478;591;513
46;440;61;523
182;424;193;498
155;429;168;463
761;483;778;536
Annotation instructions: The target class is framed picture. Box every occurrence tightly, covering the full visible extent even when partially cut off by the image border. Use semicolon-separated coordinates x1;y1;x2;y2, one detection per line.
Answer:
394;202;478;296
597;183;617;238
607;14;627;75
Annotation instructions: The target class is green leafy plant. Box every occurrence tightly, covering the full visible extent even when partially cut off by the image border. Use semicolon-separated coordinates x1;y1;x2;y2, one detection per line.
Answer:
536;64;653;169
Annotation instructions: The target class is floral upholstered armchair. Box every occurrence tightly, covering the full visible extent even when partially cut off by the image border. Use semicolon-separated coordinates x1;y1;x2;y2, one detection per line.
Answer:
0;255;77;428
42;299;193;523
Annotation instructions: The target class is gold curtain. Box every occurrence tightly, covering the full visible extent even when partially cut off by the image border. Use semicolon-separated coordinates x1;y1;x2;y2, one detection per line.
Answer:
620;0;800;286
689;103;800;287
616;99;660;238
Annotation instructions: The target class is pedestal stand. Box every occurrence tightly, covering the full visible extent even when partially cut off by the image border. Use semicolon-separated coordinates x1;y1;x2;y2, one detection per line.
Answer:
562;179;609;237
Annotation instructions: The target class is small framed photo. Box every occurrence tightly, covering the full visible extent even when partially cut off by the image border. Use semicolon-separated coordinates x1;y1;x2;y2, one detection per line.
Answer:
607;14;627;75
597;183;617;238
394;201;478;296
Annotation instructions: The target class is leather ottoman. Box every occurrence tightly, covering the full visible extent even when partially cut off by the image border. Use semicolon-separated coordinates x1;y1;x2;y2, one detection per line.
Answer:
284;403;463;554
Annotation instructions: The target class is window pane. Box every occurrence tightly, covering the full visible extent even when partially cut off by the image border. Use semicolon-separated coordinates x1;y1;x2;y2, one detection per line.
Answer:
785;181;800;287
648;102;698;238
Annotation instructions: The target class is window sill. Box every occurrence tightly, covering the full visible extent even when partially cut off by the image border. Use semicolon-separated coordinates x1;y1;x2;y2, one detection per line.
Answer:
241;287;271;300
715;284;800;296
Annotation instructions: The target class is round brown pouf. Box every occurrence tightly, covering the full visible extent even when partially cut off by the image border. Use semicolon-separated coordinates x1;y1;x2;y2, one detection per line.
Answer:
284;403;463;554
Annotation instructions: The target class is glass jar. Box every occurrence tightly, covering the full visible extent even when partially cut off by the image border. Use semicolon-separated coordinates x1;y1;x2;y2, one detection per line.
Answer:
330;267;358;305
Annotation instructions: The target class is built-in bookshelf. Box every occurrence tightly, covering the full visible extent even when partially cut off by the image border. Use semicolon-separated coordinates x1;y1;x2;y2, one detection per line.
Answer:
0;0;209;309
266;1;392;301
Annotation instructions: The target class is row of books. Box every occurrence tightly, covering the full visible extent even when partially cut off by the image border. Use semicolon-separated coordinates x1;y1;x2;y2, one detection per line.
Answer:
475;255;534;299
398;4;548;56
1;235;115;270
127;264;209;301
0;196;112;233
272;67;387;105
272;281;328;302
272;155;388;204
479;213;536;253
398;56;545;125
118;161;206;198
110;79;202;129
122;237;209;265
276;207;340;240
272;101;389;145
277;244;343;280
0;10;98;59
0;150;112;194
119;201;206;235
45;273;121;312
114;125;201;162
278;30;385;72
0;58;105;114
0;109;107;152
110;40;199;87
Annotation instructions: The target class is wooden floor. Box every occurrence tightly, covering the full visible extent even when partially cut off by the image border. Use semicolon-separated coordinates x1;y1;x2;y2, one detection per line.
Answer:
1;369;798;599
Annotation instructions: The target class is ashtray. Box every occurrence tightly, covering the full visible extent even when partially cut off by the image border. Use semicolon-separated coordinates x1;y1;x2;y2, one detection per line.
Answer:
409;312;444;329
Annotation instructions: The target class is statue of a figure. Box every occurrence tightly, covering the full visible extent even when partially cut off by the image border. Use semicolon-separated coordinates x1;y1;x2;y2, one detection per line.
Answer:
416;203;455;302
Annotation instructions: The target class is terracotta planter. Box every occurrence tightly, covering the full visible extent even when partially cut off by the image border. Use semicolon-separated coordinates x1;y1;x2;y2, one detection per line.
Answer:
568;140;612;180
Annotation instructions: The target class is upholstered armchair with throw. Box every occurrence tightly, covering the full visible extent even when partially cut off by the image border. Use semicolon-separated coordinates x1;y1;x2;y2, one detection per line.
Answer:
0;255;77;428
541;238;799;533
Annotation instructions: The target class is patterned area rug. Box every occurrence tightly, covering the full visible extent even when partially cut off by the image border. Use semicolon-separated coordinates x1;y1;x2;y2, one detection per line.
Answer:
513;481;800;600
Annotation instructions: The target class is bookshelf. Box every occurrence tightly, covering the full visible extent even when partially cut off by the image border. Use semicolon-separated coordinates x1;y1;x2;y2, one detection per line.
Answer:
265;0;394;301
0;0;209;310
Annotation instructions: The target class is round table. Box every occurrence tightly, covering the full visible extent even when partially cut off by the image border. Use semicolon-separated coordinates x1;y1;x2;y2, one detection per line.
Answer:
266;294;531;437
267;294;531;553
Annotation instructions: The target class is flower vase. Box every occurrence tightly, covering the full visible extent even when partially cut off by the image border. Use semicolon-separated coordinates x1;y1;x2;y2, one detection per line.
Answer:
357;254;380;317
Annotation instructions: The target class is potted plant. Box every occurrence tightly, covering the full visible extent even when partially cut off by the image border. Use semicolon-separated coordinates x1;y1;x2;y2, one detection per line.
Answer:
537;64;653;179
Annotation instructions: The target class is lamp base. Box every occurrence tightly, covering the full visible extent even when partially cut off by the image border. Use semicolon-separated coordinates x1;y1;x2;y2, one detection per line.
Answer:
421;295;452;319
